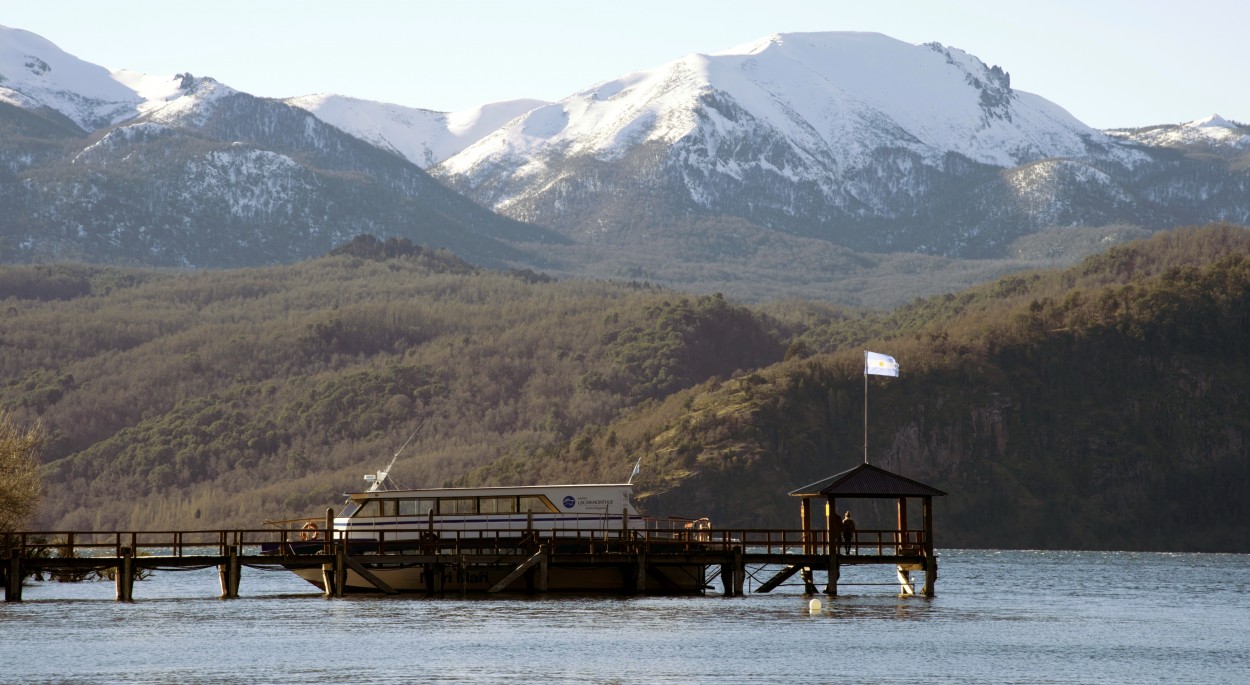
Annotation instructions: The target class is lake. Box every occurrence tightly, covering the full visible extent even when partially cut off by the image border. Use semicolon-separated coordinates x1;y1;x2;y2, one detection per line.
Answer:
2;549;1247;684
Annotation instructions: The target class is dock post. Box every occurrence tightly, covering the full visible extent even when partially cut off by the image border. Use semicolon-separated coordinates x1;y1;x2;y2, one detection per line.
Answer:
635;546;646;594
4;547;22;603
332;543;347;597
801;567;817;594
824;553;840;597
923;552;937;597
219;545;241;599
922;498;937;597
321;562;335;596
115;546;135;602
538;544;548;593
732;546;745;596
720;557;734;596
897;567;915;595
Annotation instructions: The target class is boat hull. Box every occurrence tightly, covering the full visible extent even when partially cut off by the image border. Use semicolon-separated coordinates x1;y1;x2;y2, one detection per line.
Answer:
282;559;709;595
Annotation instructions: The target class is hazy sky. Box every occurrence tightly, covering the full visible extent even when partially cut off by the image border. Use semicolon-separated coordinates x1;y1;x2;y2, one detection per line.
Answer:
4;0;1246;129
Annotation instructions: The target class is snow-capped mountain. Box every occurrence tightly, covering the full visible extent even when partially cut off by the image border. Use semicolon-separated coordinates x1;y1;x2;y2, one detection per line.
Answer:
427;31;1176;254
2;24;1248;286
0;25;559;267
445;32;1123;174
284;94;546;168
0;25;183;131
1107;114;1250;149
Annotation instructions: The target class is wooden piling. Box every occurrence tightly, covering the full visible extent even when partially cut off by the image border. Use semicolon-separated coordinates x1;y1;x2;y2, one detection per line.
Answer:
824;556;840;596
923;498;937;597
218;545;241;599
4;548;22;602
923;552;937;597
431;561;444;594
732;546;745;596
824;496;839;595
635;547;647;594
321;562;335;595
897;567;915;595
720;560;734;596
800;567;817;594
332;544;346;597
537;544;548;592
115;546;135;602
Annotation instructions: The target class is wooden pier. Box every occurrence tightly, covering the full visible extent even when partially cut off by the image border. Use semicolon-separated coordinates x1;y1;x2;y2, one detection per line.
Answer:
1;525;936;601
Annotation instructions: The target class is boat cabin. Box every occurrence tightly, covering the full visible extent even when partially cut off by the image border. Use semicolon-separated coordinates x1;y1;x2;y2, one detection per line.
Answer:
334;483;643;536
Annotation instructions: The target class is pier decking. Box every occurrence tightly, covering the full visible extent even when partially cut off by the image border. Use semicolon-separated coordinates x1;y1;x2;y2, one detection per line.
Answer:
2;526;936;601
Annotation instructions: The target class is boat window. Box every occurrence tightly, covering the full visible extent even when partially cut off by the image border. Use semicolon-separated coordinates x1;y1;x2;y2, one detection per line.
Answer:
398;498;436;516
439;497;477;514
352;499;397;517
518;495;557;513
479;497;518;514
339;501;361;517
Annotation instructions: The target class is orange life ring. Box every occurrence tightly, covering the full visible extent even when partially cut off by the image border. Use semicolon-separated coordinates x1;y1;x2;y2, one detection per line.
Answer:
299;521;320;541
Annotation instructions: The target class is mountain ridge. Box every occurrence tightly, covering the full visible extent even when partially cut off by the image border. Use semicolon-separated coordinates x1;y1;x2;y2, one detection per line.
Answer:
0;25;564;268
2;25;1248;304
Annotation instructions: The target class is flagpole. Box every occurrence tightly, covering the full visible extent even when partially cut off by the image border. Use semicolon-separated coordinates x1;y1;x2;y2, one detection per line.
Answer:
862;351;898;466
863;361;869;464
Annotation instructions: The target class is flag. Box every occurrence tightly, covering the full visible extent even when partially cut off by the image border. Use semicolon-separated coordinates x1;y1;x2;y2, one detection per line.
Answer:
628;457;642;483
865;351;899;377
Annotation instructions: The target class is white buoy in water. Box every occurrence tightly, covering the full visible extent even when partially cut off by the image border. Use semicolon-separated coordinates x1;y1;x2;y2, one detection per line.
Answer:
808;598;822;614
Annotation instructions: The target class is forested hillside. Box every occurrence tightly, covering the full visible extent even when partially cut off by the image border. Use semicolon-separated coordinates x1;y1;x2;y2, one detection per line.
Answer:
0;238;785;529
2;227;1247;551
464;226;1250;551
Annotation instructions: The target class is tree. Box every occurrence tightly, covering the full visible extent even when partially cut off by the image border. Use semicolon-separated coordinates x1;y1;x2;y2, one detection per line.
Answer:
0;412;46;533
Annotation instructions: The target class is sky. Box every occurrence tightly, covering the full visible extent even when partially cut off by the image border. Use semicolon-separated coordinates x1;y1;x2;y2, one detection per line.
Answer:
3;0;1247;130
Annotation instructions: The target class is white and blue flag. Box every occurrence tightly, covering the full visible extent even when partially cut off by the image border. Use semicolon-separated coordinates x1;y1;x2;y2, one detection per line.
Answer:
864;351;900;377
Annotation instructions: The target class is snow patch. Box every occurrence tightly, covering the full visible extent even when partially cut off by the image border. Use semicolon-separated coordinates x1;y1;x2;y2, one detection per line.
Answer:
71;121;172;164
286;93;545;168
182;146;315;218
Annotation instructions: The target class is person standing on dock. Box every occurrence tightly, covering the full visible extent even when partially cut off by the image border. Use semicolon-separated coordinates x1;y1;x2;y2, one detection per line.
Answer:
828;505;844;555
842;511;856;554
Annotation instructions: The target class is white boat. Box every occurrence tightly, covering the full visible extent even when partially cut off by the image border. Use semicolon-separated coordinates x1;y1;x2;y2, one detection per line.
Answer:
267;468;714;594
326;481;643;538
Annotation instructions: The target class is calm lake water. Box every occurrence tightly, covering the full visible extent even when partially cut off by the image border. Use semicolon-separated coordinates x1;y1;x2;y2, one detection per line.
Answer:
2;549;1247;684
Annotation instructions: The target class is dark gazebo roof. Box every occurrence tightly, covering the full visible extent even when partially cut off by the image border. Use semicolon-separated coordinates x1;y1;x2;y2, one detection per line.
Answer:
788;462;947;498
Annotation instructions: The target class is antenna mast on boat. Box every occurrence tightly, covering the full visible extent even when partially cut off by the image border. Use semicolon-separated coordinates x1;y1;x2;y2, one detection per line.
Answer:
366;418;425;492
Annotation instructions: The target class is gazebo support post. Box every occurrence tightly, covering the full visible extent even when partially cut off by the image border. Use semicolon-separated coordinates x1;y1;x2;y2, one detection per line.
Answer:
824;496;839;595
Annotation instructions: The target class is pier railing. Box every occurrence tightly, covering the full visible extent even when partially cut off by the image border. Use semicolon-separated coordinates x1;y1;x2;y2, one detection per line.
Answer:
3;527;929;560
4;526;938;601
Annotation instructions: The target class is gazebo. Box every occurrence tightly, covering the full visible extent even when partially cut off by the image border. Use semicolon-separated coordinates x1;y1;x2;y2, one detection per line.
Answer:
788;462;946;596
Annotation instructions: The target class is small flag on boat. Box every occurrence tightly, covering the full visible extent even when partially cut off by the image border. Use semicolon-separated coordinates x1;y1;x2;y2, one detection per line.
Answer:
865;351;900;377
628;456;642;483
